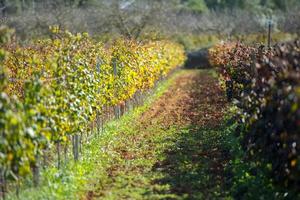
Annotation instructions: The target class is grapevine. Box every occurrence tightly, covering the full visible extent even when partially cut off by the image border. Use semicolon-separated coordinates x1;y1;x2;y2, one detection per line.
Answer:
0;27;186;190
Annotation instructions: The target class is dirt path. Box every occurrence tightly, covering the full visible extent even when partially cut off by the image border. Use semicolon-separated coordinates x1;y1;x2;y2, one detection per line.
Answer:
140;69;225;127
85;69;229;199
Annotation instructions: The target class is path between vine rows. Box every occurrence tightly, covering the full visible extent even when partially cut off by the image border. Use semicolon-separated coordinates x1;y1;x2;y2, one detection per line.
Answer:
85;69;228;200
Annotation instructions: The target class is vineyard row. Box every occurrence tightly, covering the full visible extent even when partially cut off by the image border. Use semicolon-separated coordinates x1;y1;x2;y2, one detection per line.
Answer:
0;27;186;196
209;39;300;192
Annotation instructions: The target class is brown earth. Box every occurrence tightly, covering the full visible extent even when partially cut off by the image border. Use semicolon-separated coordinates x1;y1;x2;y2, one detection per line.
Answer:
139;69;226;127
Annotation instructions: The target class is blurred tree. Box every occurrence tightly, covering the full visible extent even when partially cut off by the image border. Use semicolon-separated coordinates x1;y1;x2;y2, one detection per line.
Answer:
204;0;262;9
272;0;300;10
1;0;300;14
181;0;208;13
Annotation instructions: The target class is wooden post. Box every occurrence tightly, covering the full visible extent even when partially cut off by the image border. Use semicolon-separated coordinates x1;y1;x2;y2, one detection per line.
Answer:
64;143;68;165
226;79;233;102
96;113;100;137
250;53;258;78
16;179;20;198
101;113;104;133
79;132;83;153
96;58;102;136
32;154;40;187
42;151;46;169
113;58;120;119
1;169;6;200
73;134;79;161
56;142;61;169
267;19;272;49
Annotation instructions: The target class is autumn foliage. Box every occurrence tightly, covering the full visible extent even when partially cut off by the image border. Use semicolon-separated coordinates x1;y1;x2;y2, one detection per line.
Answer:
209;40;300;190
0;27;186;185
